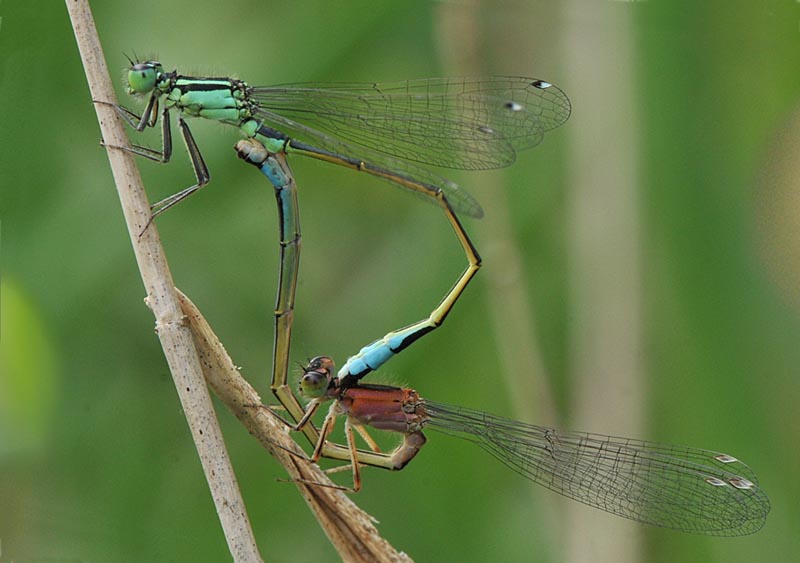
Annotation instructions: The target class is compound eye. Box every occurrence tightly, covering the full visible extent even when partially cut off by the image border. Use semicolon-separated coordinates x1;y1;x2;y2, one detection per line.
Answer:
127;62;161;95
299;369;328;399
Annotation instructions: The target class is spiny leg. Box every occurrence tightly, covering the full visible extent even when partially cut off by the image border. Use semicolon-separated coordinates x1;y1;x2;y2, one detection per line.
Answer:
344;419;362;492
148;117;210;219
353;423;382;453
311;402;339;463
95;96;170;162
98;95;211;222
305;402;376;492
95;91;158;132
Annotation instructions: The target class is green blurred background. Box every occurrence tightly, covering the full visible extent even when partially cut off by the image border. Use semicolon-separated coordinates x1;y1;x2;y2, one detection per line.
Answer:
2;1;799;561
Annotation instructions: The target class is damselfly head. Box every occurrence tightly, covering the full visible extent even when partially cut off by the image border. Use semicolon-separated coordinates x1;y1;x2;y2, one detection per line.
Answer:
126;61;164;96
298;356;335;399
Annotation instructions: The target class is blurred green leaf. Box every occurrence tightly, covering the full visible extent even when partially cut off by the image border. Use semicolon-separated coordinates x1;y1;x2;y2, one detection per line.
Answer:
0;277;58;456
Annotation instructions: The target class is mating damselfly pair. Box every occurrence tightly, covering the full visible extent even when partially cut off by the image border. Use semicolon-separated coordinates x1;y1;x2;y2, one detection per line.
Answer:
107;58;770;536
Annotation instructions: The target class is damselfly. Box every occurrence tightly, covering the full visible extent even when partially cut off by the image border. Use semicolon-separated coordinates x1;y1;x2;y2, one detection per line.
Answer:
292;355;770;536
113;59;570;220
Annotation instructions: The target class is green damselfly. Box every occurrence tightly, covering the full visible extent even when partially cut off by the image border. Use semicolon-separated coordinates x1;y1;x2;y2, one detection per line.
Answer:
113;58;570;220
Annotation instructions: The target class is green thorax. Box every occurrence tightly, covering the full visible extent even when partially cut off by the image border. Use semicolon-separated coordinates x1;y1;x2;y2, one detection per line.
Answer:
128;61;254;127
126;61;287;148
165;75;252;125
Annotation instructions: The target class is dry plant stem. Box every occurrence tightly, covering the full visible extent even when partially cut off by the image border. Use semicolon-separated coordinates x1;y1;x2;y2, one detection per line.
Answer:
66;1;260;560
177;290;413;563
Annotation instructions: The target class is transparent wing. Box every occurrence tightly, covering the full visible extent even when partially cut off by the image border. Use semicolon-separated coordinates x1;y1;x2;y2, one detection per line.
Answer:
249;77;571;170
253;106;485;218
423;401;770;536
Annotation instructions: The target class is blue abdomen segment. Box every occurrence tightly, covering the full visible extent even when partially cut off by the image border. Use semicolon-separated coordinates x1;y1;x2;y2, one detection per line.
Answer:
338;322;435;382
257;155;291;189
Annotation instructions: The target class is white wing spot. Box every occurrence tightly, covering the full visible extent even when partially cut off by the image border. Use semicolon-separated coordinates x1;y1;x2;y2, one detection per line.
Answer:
730;477;755;490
